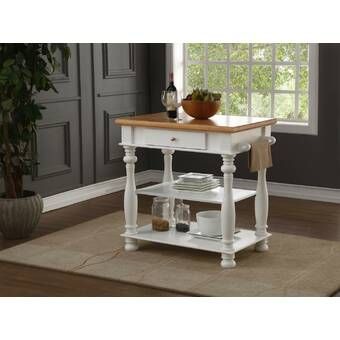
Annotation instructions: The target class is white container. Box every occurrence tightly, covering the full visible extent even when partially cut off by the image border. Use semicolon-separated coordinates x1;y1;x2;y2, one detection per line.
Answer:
196;210;221;236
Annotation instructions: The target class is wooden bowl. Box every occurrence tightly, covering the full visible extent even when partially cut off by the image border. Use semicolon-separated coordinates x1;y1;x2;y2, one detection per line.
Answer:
181;100;221;119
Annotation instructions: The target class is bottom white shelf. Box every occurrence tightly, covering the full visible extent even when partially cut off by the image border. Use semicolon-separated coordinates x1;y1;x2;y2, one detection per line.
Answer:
121;222;270;255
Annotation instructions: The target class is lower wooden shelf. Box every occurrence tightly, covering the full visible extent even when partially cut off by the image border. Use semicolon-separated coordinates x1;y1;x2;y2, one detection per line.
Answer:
121;223;271;255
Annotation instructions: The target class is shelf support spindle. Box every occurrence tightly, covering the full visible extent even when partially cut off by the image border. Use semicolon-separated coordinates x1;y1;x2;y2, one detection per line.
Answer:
123;145;138;251
220;154;236;268
162;149;175;227
255;168;269;251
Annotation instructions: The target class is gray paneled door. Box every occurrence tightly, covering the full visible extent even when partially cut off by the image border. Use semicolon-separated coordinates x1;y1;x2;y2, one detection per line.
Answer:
92;44;149;182
19;43;149;197
25;44;94;197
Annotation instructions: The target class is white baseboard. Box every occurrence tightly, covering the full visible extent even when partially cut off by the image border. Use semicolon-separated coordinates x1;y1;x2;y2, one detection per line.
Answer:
43;169;340;213
233;177;340;204
42;170;156;213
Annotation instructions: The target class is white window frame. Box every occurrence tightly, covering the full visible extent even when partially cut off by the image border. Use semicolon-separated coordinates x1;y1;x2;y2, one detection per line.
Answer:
166;43;319;135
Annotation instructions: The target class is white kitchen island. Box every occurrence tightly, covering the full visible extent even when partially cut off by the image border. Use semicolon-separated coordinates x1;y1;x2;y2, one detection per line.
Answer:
115;112;277;268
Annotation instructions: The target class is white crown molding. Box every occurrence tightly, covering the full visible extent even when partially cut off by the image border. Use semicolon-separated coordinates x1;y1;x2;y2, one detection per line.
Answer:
43;169;340;213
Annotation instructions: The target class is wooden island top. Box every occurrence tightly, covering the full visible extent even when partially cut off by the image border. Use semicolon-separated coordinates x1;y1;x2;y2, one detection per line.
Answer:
115;112;277;133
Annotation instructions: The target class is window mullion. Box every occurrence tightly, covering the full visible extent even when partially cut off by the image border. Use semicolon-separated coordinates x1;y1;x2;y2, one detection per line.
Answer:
226;43;230;115
183;44;187;96
271;44;276;118
248;43;252;116
295;44;300;120
204;44;207;89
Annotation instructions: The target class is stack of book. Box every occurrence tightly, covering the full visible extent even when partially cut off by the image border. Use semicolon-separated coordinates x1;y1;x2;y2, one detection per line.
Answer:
172;172;220;191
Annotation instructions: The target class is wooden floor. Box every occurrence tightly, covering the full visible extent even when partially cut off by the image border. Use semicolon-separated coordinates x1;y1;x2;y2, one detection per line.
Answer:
1;185;340;296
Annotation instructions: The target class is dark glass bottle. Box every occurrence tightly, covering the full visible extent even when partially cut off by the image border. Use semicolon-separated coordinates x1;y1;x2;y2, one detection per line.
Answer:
166;72;177;119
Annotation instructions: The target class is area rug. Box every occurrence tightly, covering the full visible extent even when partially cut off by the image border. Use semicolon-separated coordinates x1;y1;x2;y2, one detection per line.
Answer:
0;211;339;296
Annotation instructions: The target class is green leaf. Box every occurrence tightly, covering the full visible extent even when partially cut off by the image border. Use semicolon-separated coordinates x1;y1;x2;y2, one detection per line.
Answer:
3;58;15;68
22;69;32;78
16;52;24;64
1;99;13;111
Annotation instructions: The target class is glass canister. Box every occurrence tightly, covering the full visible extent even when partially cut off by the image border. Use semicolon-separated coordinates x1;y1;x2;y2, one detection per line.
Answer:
175;201;191;232
152;197;170;232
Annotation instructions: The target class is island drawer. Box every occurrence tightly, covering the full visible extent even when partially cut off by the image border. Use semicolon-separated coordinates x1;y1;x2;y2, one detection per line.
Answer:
143;128;207;150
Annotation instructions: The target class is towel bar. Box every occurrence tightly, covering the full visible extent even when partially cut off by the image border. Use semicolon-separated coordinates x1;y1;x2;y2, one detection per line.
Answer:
264;136;276;145
234;143;251;154
234;136;276;154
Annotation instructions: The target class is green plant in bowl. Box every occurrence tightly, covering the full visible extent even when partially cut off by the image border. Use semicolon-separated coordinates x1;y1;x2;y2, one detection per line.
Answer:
182;88;222;119
185;88;221;102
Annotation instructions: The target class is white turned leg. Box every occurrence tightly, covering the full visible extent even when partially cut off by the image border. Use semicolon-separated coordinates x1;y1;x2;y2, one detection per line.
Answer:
255;168;269;252
123;146;138;251
221;253;235;269
220;154;236;268
162;149;174;183
162;149;175;227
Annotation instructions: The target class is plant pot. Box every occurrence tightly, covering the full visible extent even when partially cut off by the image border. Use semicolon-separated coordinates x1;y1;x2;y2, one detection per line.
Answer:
0;191;43;240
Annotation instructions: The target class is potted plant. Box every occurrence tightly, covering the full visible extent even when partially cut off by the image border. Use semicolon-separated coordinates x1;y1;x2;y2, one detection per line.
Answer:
0;43;70;239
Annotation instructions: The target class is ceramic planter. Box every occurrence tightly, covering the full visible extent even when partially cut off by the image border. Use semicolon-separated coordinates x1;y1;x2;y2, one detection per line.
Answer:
0;191;43;239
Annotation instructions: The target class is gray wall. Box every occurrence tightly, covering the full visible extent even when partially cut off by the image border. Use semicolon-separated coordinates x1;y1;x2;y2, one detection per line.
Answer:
21;43;150;197
149;44;340;189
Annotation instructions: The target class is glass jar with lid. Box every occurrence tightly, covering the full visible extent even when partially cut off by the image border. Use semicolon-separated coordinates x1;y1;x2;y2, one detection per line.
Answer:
152;197;170;232
175;200;191;232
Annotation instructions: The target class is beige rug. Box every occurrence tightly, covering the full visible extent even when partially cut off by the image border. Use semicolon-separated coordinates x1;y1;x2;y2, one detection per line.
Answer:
0;211;340;296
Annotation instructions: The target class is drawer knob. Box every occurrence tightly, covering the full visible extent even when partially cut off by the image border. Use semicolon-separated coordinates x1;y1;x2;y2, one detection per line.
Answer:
170;137;177;142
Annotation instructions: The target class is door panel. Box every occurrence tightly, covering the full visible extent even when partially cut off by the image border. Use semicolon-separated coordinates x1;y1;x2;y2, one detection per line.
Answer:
93;43;149;182
103;43;136;79
37;45;80;102
25;44;84;197
35;121;71;179
26;98;82;197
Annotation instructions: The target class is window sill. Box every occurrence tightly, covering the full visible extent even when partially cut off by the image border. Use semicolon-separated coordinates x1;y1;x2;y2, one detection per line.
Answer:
272;120;318;135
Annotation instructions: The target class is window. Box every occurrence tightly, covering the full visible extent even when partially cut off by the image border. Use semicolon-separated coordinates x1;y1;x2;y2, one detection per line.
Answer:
168;43;318;135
